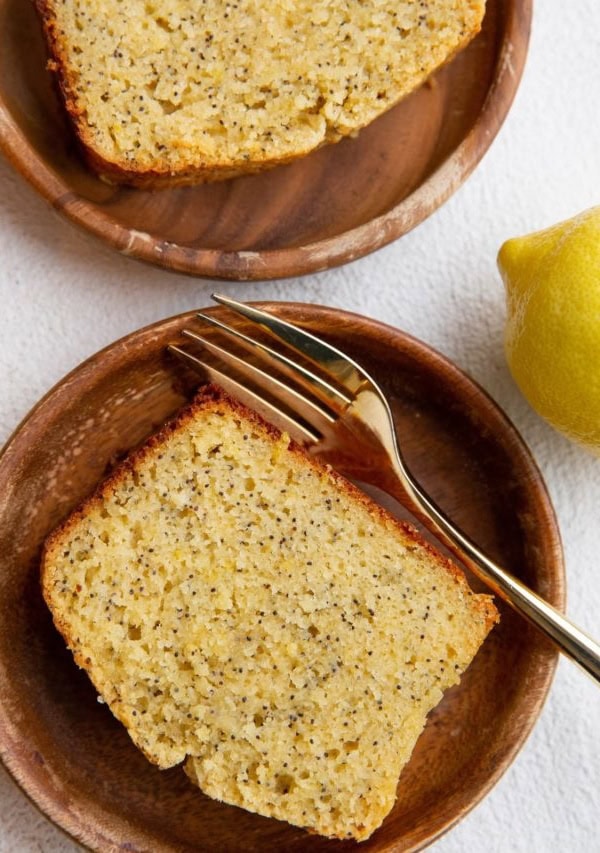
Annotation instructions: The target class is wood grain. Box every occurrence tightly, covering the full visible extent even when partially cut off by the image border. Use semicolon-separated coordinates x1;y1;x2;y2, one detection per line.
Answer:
0;2;531;279
0;303;563;852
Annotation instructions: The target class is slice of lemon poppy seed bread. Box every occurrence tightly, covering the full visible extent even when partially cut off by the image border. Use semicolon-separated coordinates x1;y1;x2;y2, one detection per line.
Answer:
37;0;486;185
42;385;498;841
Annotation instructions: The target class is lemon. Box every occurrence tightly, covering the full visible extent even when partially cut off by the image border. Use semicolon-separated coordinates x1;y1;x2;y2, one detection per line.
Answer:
498;206;600;455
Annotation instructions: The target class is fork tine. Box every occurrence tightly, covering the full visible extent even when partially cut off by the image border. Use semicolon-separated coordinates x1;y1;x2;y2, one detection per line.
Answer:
211;294;367;393
180;329;338;426
196;311;353;409
168;345;321;444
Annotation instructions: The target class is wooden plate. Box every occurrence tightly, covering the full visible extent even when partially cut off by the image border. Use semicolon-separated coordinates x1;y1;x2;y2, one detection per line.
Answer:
0;2;531;280
0;303;563;852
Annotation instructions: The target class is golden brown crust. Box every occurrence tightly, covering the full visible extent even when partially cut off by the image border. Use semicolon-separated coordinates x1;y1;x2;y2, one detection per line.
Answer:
35;0;87;140
42;384;498;645
83;143;325;189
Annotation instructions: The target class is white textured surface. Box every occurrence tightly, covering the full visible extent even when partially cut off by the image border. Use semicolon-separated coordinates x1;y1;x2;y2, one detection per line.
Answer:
1;1;600;851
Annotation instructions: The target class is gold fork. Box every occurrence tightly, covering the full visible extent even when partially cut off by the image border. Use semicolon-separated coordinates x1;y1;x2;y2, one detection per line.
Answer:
169;294;600;684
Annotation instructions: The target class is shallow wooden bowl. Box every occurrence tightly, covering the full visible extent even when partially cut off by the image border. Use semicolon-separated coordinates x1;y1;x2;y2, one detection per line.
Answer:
0;2;531;280
0;303;563;852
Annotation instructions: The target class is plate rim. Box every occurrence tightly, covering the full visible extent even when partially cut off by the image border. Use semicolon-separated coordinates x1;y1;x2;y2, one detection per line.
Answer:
0;301;563;852
0;1;532;281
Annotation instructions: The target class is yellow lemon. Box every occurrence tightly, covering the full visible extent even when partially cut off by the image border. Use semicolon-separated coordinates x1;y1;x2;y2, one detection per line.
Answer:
498;206;600;455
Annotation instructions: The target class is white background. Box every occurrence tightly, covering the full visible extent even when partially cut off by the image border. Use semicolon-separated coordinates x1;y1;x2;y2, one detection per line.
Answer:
1;1;599;850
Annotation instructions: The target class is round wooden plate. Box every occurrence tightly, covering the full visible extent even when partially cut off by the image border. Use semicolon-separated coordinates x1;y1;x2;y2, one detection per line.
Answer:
0;2;531;280
0;303;563;852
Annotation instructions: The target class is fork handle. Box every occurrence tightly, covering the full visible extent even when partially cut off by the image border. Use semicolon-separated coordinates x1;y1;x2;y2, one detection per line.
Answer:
387;469;600;685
